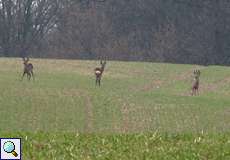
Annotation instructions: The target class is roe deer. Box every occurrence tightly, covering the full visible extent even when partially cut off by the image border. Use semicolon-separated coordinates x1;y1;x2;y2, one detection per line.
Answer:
21;57;34;81
191;70;200;95
94;60;106;86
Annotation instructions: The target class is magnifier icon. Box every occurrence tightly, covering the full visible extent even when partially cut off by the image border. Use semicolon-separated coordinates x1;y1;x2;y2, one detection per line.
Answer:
3;141;18;157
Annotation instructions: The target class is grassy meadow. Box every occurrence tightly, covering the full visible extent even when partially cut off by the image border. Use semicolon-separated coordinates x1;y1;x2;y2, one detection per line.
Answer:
0;58;230;159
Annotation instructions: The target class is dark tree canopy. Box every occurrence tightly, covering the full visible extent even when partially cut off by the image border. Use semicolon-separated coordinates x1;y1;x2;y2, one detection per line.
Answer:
0;0;230;65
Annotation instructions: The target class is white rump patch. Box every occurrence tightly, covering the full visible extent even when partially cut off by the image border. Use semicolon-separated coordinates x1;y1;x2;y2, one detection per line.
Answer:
95;70;101;74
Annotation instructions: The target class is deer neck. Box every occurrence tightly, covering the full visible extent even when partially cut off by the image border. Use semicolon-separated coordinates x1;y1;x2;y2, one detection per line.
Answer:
101;66;105;72
195;77;199;83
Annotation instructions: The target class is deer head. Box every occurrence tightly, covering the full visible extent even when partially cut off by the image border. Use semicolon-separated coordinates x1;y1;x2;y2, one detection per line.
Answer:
23;57;30;65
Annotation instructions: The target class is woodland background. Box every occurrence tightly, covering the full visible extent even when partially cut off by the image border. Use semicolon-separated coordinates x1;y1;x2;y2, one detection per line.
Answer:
0;0;230;65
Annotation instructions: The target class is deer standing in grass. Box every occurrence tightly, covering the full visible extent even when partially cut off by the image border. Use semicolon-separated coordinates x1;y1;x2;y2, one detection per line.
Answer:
94;60;106;86
21;57;34;81
191;70;200;96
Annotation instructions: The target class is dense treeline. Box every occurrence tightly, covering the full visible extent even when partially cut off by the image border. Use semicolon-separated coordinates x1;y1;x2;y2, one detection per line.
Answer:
0;0;230;65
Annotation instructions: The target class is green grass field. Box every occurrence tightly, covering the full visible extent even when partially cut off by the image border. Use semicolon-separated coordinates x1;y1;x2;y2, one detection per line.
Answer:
0;58;230;159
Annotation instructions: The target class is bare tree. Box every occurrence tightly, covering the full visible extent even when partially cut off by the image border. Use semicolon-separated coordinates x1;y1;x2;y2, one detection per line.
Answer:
0;0;61;57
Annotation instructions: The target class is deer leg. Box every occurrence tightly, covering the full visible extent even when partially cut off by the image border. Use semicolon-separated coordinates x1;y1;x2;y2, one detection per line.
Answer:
194;89;198;96
21;72;26;81
98;78;101;86
191;88;195;96
28;73;31;81
96;76;101;86
31;71;35;81
26;73;30;81
95;77;98;86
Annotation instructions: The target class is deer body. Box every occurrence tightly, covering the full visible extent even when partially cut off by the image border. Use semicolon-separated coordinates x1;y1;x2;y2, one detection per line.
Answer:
191;70;200;95
22;57;34;81
95;60;106;86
